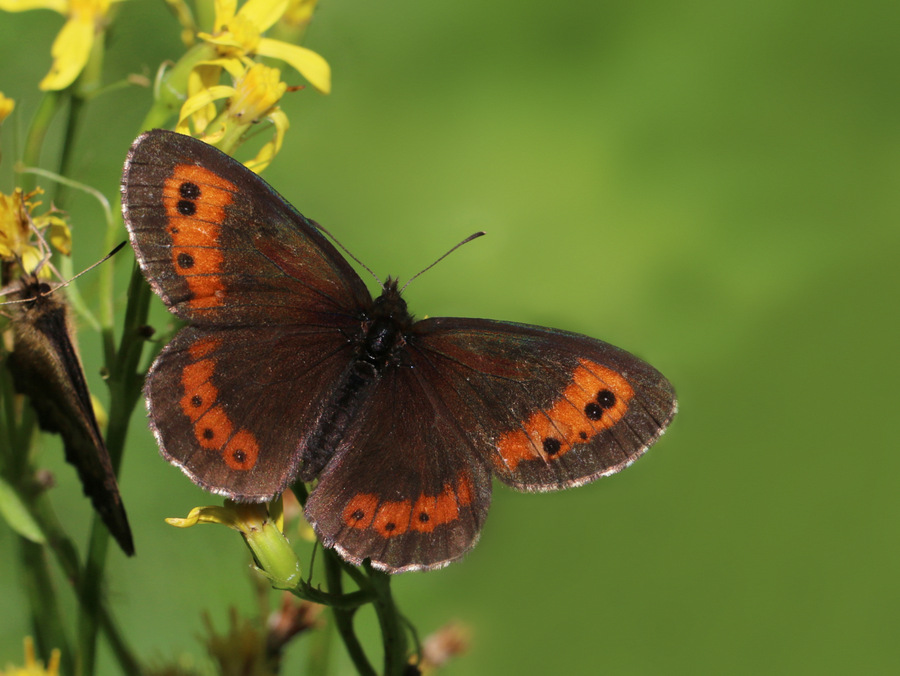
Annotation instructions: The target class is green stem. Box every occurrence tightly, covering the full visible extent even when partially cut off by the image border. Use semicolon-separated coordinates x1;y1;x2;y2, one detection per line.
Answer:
75;521;110;676
52;94;85;207
36;485;142;675
18;536;75;676
76;263;153;675
365;564;409;676
324;549;375;676
21;91;65;194
295;582;372;610
306;606;335;676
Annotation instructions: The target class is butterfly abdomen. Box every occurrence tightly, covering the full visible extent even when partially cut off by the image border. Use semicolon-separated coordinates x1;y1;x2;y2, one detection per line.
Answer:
299;290;413;481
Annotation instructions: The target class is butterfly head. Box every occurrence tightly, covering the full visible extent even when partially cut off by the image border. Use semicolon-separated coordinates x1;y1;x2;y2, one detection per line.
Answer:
371;277;412;326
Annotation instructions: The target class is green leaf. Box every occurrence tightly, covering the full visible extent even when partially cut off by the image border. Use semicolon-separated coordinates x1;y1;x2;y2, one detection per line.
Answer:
0;476;47;543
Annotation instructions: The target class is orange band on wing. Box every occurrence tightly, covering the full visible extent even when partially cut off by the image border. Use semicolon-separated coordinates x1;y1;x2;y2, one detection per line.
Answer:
342;472;474;537
179;342;260;472
495;359;634;471
163;164;236;308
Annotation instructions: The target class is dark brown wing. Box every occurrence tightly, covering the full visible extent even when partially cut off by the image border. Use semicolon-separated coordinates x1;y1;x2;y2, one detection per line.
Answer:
122;130;372;327
145;323;360;501
407;318;676;491
7;286;134;555
304;360;493;573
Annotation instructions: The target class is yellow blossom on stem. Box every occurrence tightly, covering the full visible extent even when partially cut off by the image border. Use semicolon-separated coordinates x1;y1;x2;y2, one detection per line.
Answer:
0;637;61;676
177;62;290;173
0;0;124;91
197;0;331;94
0;188;71;276
167;498;301;589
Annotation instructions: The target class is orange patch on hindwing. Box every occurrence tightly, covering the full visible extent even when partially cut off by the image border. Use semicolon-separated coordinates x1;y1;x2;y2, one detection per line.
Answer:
343;494;378;530
179;338;260;471
163;164;236;307
495;359;635;471
224;430;260;470
343;473;474;537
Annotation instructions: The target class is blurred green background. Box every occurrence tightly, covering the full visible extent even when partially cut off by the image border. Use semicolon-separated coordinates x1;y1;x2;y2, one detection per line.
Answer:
1;0;898;674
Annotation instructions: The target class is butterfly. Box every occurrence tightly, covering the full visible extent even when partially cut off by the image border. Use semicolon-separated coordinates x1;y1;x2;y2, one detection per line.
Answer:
3;251;134;555
121;129;676;573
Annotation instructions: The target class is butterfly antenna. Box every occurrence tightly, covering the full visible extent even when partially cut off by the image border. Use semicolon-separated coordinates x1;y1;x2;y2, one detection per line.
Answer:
308;218;384;288
51;241;128;292
400;231;485;293
0;242;127;306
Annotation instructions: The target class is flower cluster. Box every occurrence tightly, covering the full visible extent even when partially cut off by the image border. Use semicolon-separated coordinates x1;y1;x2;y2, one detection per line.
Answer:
1;0;330;171
0;187;71;277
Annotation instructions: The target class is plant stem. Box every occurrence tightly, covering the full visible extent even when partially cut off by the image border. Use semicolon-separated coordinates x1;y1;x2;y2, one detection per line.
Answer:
366;565;409;676
19;536;75;675
324;549;375;676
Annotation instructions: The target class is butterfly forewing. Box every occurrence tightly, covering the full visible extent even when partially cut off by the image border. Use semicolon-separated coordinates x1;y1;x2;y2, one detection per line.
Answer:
408;318;677;491
122;130;371;326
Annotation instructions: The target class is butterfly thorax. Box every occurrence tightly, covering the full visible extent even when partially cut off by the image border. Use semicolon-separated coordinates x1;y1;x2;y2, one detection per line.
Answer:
359;278;413;367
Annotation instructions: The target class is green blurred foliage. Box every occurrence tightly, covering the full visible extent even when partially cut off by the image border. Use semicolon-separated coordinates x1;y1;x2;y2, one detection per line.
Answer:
1;0;898;674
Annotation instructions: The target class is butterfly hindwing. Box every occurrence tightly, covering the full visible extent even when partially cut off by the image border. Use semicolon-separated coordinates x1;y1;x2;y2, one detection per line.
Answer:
305;360;493;572
122;130;371;327
146;323;359;501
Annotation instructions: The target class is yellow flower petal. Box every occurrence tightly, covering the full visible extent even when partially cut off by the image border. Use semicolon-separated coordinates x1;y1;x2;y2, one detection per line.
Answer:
213;0;238;30
256;37;330;93
39;14;94;91
176;84;235;133
244;108;289;174
45;215;72;255
0;0;68;12
0;92;15;123
22;245;47;276
237;0;288;33
229;63;285;122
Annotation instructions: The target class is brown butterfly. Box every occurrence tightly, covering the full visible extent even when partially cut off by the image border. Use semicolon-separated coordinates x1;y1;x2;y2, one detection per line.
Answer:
3;244;133;555
122;130;675;572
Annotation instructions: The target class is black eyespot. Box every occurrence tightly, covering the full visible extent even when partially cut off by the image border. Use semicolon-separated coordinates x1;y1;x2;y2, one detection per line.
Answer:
584;402;603;420
202;428;214;439
351;509;365;521
543;437;562;455
232;449;246;463
384;522;396;532
177;199;196;216
180;181;201;199
579;431;588;440
177;252;194;269
191;395;202;407
418;512;430;522
596;389;616;408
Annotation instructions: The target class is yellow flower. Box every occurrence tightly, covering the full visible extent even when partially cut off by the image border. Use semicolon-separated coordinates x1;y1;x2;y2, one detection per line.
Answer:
198;0;330;94
167;498;301;588
177;63;290;173
0;188;71;276
0;0;123;91
0;92;14;124
0;637;61;676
